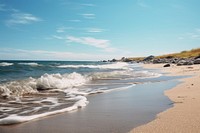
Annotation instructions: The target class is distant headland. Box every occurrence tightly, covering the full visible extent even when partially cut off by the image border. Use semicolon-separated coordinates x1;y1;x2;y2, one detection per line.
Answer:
105;48;200;66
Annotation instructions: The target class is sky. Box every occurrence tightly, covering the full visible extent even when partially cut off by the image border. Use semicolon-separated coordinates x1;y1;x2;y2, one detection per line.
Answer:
0;0;200;61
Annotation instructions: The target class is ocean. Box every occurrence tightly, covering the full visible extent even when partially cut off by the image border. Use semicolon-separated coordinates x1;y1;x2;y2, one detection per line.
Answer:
0;61;161;125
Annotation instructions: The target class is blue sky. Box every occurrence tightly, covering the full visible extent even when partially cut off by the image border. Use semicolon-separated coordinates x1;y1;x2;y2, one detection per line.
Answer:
0;0;200;60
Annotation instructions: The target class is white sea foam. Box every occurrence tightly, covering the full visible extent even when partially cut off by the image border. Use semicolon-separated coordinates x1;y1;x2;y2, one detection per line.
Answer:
0;72;88;98
0;69;161;98
136;71;162;79
0;95;89;125
57;62;130;70
0;83;135;125
18;62;40;66
0;62;13;66
36;72;88;90
89;70;131;80
0;78;37;98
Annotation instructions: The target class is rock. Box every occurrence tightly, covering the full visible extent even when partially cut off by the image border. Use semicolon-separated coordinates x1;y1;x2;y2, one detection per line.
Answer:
194;58;200;64
153;59;161;64
194;55;200;59
171;59;177;64
124;58;132;62
177;60;187;66
102;60;107;62
187;61;194;65
110;59;117;62
163;64;170;67
121;57;131;62
177;59;194;66
143;55;154;61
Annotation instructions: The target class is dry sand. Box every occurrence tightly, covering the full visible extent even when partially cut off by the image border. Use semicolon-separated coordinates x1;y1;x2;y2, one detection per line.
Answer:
130;64;200;133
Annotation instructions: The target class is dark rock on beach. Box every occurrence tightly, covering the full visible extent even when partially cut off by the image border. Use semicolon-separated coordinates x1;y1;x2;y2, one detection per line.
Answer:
163;64;170;67
194;58;200;64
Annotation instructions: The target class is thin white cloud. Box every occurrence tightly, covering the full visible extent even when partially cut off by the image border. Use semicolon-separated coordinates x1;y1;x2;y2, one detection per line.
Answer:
6;12;42;26
66;36;116;52
0;48;115;61
56;27;73;33
52;35;64;40
86;28;105;33
81;14;95;19
178;28;200;40
67;36;108;48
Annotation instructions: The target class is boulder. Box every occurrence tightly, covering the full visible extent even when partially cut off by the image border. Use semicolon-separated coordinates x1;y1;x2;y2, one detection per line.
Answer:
177;60;187;66
153;59;161;64
110;59;117;62
177;59;194;66
143;55;154;61
194;58;200;64
163;64;170;67
194;55;200;59
187;61;194;65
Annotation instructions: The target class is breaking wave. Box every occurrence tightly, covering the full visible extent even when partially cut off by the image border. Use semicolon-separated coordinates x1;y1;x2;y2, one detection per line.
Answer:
0;70;161;99
57;62;130;70
18;62;40;66
0;72;88;98
0;62;13;67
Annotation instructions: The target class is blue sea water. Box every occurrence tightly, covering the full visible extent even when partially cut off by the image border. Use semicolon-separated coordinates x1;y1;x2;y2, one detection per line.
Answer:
0;60;162;125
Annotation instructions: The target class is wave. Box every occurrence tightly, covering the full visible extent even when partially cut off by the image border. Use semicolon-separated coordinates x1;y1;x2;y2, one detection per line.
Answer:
57;62;130;70
37;72;88;90
0;62;13;67
0;72;88;98
18;62;40;66
0;70;161;98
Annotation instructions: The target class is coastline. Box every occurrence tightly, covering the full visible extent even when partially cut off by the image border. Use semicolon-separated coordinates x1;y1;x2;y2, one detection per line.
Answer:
130;64;200;133
0;64;181;133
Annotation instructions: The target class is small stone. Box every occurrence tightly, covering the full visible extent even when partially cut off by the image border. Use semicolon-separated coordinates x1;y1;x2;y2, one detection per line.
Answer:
163;64;170;67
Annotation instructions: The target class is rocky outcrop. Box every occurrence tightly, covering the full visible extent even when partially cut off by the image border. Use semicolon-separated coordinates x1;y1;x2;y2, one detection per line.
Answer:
138;55;200;66
106;55;200;66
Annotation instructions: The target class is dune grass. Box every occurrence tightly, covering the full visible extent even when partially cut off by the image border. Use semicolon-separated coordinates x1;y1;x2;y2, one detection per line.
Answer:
157;48;200;59
128;48;200;61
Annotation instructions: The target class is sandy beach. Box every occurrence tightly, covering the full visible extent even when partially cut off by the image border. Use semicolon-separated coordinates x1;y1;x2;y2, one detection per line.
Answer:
130;64;200;133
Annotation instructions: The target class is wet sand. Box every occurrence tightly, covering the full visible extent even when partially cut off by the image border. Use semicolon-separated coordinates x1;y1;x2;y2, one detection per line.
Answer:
131;64;200;133
0;76;179;133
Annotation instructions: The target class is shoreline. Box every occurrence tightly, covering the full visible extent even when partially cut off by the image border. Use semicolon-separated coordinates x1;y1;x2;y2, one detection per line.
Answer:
130;64;200;133
0;66;180;133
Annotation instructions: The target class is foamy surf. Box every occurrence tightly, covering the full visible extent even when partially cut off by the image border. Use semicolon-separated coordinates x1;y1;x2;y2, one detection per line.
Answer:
0;84;136;125
0;61;162;125
0;62;13;67
0;95;89;125
18;62;40;66
57;62;130;70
